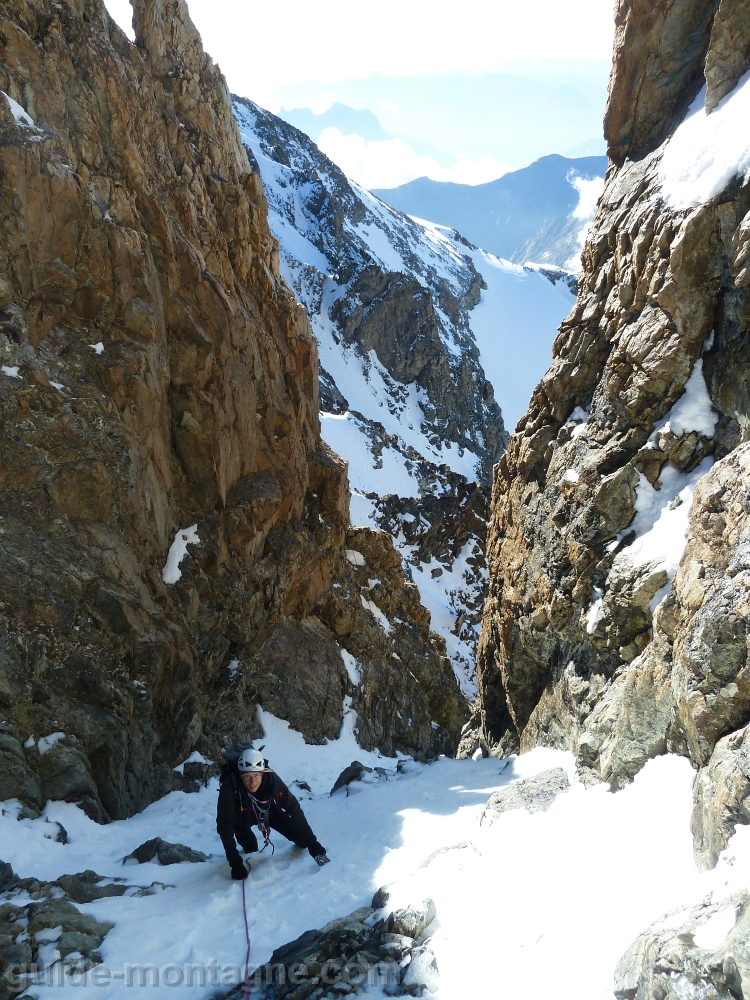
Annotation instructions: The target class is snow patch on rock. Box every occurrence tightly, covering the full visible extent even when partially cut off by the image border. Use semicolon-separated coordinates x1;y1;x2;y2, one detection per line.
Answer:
659;73;750;210
162;525;200;584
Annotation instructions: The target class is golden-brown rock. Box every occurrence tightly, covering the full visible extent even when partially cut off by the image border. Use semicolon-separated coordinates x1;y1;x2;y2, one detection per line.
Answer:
0;0;466;820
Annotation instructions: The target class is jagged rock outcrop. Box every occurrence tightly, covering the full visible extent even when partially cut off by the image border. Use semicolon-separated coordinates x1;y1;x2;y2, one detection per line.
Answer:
0;0;466;822
473;0;750;856
692;723;750;872
614;891;750;1000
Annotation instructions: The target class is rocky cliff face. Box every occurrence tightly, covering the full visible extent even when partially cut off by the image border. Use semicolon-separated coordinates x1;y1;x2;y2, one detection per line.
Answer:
472;0;750;869
0;0;467;823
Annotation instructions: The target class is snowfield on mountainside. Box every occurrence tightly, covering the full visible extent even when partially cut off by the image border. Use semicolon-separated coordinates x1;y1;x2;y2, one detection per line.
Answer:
232;97;575;696
3;712;750;1000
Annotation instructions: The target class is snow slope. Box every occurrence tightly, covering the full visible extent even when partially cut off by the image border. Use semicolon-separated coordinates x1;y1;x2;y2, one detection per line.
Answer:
232;98;573;693
4;714;750;1000
462;244;575;431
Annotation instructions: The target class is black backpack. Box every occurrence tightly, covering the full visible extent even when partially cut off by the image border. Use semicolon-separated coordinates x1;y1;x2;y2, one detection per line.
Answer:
222;742;256;771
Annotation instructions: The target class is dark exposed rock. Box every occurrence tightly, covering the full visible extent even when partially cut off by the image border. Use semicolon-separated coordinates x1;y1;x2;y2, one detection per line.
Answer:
34;736;105;823
480;768;571;824
123;837;208;865
331;762;373;795
0;725;42;815
705;0;750;112
605;0;721;164
56;873;126;904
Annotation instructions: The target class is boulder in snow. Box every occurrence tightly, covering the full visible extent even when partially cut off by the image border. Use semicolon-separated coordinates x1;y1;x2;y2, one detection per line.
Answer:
379;932;414;960
401;943;439;995
331;760;373;795
480;767;570;824
387;898;436;941
56;870;129;904
123;838;208;865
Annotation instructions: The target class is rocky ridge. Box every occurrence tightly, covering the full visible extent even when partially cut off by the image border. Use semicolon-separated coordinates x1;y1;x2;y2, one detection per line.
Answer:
0;0;467;824
471;0;750;878
232;97;507;482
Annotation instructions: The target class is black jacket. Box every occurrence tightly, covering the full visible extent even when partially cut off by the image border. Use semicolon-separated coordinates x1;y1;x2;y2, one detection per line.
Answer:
216;767;303;866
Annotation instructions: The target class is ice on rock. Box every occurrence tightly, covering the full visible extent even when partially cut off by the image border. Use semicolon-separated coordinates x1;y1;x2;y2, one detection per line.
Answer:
173;751;213;775
360;594;393;634
37;732;66;756
614;458;714;612
340;648;361;685
2;91;37;128
162;524;200;584
692;905;738;950
585;587;604;634
88;341;105;354
1;365;21;378
567;405;590;439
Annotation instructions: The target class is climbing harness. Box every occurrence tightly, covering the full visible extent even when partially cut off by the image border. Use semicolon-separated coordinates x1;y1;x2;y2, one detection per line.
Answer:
241;876;252;1000
248;791;274;855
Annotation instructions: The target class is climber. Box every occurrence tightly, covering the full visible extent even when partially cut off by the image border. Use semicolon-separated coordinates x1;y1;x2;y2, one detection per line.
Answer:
217;746;330;880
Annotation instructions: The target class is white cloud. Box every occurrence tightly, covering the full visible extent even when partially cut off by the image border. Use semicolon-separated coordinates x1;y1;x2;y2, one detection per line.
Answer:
566;173;605;270
104;0;614;113
317;128;511;190
571;174;605;222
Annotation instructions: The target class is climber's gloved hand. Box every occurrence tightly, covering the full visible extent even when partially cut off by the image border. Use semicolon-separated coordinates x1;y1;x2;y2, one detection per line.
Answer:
231;862;249;880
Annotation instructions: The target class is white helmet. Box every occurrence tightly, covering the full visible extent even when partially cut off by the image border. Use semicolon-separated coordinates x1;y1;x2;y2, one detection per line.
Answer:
237;749;266;773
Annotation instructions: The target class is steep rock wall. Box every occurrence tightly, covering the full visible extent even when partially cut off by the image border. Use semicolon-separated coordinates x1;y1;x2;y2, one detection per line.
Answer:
472;0;750;865
0;0;467;822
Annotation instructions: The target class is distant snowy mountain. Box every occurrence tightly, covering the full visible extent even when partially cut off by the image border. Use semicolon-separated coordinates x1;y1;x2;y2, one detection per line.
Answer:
373;154;608;269
232;97;574;694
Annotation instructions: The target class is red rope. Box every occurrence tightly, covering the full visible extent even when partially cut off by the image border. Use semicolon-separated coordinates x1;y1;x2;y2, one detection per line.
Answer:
241;874;251;999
